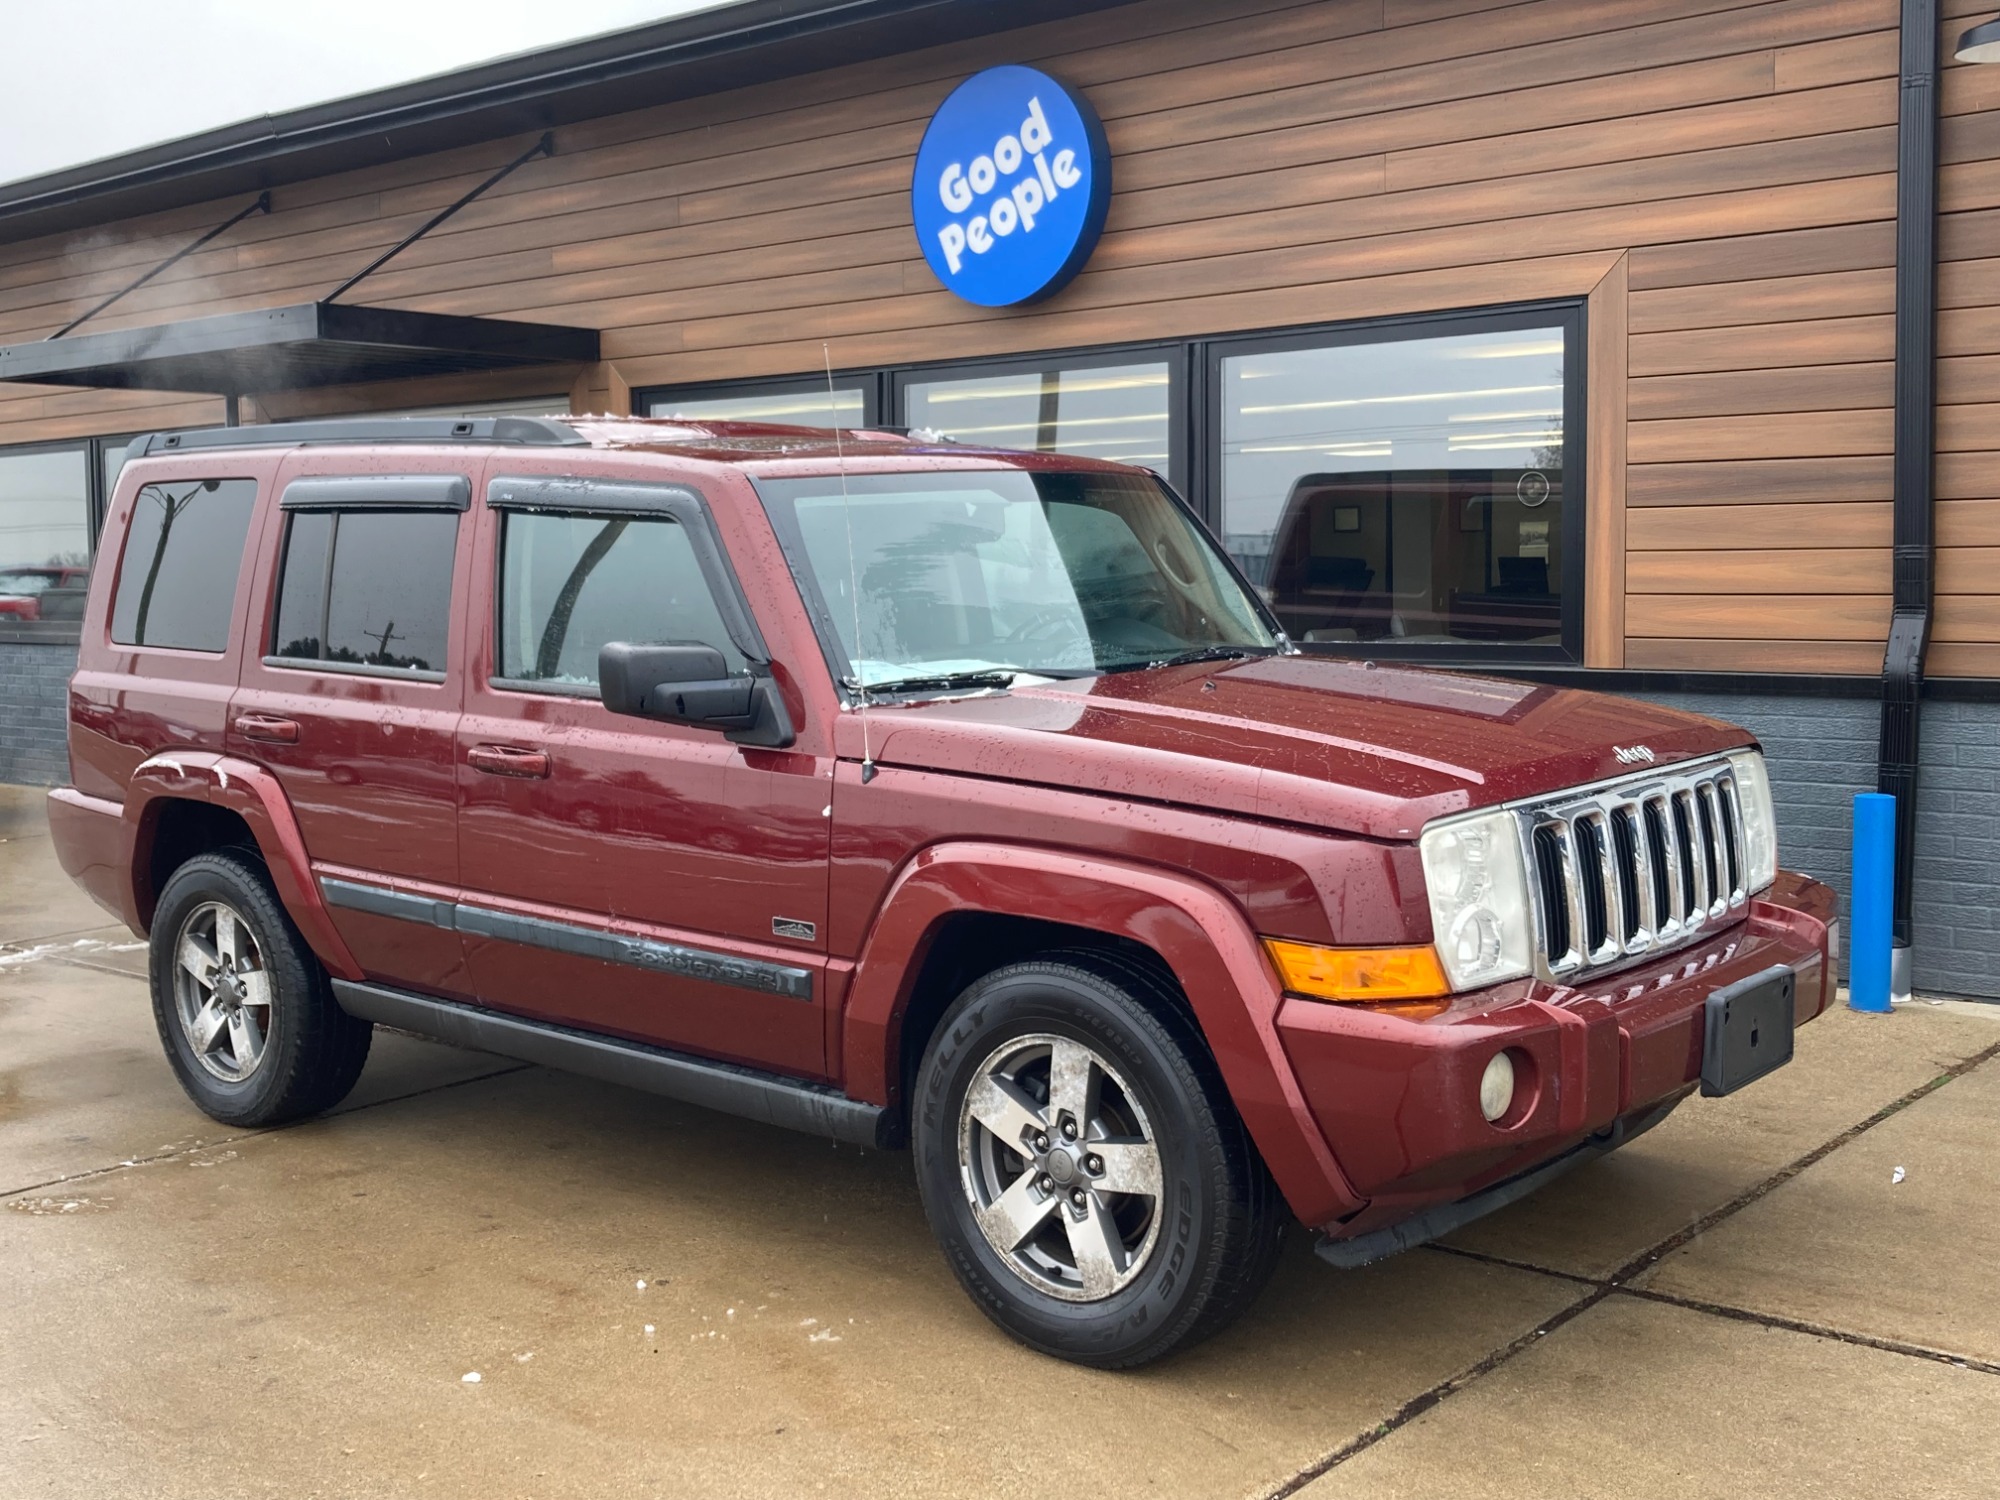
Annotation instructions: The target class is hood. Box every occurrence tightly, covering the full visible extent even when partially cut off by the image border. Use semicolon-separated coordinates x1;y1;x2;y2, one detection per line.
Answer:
845;655;1753;840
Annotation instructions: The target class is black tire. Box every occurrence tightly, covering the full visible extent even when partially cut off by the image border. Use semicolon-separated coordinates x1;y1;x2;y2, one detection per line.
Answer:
148;850;372;1127
912;950;1286;1368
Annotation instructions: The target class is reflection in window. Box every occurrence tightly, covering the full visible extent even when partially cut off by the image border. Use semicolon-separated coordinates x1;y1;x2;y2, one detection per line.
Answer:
497;512;742;687
646;385;866;427
1220;325;1569;648
0;445;90;629
109;479;257;651
904;361;1169;466
272;510;457;672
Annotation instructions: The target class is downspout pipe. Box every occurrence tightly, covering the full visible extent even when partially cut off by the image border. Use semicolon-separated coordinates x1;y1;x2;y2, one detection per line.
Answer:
1876;0;1941;1000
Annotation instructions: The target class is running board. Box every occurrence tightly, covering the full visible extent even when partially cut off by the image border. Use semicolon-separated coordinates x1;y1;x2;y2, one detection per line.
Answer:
332;980;894;1149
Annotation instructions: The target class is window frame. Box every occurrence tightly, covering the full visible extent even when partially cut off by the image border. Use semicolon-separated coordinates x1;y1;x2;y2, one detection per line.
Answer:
264;479;470;682
634;297;1589;667
642;371;882;429
483;475;775;700
1203;300;1587;666
0;437;99;646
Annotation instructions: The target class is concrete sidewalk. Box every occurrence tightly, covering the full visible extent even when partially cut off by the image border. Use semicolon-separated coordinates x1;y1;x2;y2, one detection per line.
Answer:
3;782;1996;1500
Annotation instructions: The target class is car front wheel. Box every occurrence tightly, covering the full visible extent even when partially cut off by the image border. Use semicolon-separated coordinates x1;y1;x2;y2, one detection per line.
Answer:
912;952;1285;1368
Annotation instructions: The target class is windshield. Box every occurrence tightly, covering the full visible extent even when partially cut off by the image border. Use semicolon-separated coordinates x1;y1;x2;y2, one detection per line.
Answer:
759;469;1276;688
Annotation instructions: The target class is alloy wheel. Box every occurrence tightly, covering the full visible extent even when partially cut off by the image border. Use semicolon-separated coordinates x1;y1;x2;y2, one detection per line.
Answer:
171;901;274;1083
957;1032;1165;1302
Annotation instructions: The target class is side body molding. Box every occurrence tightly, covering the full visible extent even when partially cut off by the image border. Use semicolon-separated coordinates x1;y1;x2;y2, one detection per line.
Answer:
123;751;364;980
842;841;1363;1228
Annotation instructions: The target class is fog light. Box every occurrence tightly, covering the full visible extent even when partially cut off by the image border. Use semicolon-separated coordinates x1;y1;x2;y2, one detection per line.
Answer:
1479;1051;1516;1123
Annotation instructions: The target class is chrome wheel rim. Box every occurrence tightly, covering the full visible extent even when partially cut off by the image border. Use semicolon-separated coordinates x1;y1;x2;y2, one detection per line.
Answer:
957;1033;1165;1303
172;901;273;1083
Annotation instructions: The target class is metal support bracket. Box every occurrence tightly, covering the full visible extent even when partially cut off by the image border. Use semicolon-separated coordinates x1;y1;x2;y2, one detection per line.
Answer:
323;132;555;305
48;192;270;340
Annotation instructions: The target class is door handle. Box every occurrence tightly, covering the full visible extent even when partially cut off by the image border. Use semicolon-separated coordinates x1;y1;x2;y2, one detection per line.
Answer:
467;743;550;779
234;713;301;744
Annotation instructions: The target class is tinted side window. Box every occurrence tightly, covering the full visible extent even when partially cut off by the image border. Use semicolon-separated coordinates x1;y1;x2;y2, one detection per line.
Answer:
497;511;743;687
110;479;258;650
272;510;457;673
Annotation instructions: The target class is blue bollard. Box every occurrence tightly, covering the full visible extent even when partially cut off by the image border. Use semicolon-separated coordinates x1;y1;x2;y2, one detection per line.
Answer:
1849;793;1895;1013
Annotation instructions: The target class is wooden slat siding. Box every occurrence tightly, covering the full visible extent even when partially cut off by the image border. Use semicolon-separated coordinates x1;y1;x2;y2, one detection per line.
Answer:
1630;501;1891;548
1631;362;1891;418
3;0;1975;676
0;1;1886;323
1630;314;1892;375
1629;267;1894;331
1936;595;2000;642
1586;256;1629;667
1940;499;2000;547
1929;642;2000;675
1628;456;1890;505
1629;409;1893;462
1626;637;1883;670
0;0;1811;299
1627;592;1890;638
1629;547;1886;591
1938;548;2000;593
1939;453;2000;500
0;101;1905;349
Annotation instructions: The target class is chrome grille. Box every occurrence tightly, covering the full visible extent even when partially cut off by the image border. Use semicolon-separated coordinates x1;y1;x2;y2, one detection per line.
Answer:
1517;759;1749;982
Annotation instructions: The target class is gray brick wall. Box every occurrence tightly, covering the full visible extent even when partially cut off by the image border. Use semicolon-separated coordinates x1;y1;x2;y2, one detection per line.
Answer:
1636;691;1998;1002
0;640;77;787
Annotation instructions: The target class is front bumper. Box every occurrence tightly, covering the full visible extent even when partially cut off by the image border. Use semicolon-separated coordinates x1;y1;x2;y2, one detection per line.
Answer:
1280;870;1835;1244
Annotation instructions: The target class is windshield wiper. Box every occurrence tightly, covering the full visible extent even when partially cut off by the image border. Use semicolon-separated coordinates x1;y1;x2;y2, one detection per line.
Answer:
1107;645;1274;674
847;668;1020;697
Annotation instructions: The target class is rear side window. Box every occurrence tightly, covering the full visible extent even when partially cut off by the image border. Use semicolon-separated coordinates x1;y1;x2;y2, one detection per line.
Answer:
497;511;743;688
110;479;258;651
271;510;458;674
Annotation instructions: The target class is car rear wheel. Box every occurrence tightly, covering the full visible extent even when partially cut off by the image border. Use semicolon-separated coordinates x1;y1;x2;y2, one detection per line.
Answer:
912;952;1286;1368
149;850;372;1127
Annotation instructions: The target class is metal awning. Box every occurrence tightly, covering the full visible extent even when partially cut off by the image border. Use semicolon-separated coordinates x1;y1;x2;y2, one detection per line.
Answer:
0;302;599;397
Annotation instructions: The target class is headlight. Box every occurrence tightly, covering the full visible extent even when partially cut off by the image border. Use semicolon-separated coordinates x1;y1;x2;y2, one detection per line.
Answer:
1725;749;1778;894
1418;808;1535;991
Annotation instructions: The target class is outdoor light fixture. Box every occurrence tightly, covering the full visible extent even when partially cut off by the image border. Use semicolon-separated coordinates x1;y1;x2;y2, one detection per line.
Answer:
1957;14;2000;63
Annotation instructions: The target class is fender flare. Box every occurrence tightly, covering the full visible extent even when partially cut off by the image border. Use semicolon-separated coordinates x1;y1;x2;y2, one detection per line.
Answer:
125;752;363;981
842;841;1362;1227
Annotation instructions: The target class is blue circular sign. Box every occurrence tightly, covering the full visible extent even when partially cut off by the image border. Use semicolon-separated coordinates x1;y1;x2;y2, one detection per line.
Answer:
911;65;1111;308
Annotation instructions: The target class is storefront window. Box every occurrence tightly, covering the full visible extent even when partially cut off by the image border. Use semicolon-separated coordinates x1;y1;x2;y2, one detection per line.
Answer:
0;443;91;632
1216;316;1577;655
902;359;1171;469
646;380;868;427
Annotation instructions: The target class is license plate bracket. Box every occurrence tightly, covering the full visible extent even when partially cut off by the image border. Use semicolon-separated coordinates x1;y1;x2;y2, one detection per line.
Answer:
1701;964;1797;1097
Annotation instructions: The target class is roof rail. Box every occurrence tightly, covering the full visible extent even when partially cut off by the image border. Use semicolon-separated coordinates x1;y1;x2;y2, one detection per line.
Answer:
125;416;588;460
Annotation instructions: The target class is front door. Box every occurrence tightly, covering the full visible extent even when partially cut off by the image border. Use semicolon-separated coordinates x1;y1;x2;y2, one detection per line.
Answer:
228;462;478;995
454;472;830;1078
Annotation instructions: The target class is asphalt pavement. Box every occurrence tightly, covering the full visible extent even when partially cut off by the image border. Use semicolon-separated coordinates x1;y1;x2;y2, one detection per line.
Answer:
3;783;1996;1500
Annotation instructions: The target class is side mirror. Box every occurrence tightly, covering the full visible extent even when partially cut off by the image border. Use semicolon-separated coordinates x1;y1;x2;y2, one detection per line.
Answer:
597;641;794;748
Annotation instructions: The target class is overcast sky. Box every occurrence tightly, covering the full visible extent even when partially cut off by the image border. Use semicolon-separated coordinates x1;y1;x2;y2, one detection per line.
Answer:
0;0;734;188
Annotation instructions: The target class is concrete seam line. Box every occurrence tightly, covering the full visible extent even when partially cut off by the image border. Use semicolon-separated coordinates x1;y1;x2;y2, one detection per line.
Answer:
1262;1038;2000;1495
0;1063;530;1200
1429;1245;2000;1379
1257;1285;1613;1500
1604;1038;2000;1288
1617;1286;2000;1379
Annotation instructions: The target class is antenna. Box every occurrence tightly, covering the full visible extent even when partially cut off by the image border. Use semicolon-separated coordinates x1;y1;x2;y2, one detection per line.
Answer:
826;343;875;784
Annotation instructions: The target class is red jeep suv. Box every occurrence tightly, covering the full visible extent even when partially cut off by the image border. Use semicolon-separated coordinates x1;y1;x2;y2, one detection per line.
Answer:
48;416;1835;1367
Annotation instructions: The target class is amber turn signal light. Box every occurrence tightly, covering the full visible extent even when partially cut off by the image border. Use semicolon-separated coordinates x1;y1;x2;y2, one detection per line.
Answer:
1262;939;1451;1004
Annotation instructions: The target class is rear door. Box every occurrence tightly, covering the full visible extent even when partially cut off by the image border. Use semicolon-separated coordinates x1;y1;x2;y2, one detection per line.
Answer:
228;455;479;994
453;468;831;1078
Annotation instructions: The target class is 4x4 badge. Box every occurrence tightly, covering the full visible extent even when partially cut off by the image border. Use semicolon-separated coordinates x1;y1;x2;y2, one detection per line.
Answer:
772;917;816;941
1614;744;1657;766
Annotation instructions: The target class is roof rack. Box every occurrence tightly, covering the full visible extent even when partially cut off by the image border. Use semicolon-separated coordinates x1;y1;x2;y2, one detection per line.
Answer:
125;416;588;460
